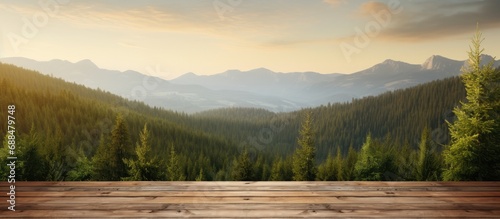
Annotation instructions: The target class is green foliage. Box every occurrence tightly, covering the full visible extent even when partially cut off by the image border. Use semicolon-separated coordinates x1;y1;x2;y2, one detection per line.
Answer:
270;156;293;181
18;128;47;181
167;144;185;181
353;134;399;181
354;134;381;180
195;168;205;181
416;127;442;181
444;29;500;181
110;114;132;180
342;145;358;181
317;148;343;181
124;124;164;181
292;112;317;181
67;149;93;181
231;148;255;181
92;134;113;180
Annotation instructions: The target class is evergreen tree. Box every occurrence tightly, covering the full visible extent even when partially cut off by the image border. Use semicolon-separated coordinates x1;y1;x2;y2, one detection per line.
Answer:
270;156;284;181
167;144;185;181
124;124;163;181
444;29;500;181
354;134;383;181
18;127;47;181
67;148;93;181
342;144;358;181
110;114;132;180
231;148;254;181
292;112;317;181
92;134;112;180
195;168;205;181
416;127;441;181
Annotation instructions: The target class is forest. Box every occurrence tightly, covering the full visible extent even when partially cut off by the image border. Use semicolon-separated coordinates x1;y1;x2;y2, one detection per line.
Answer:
1;33;499;181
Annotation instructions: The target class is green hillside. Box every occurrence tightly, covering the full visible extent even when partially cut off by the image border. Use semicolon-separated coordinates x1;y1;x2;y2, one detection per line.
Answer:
0;62;471;181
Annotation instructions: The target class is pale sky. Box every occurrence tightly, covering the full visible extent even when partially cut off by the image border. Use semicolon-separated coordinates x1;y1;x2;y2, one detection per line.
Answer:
1;0;500;79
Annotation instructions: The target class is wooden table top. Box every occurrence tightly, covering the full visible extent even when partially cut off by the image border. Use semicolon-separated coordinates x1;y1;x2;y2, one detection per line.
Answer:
1;181;499;218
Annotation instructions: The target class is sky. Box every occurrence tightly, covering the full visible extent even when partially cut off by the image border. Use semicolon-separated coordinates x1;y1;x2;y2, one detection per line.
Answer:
1;0;500;79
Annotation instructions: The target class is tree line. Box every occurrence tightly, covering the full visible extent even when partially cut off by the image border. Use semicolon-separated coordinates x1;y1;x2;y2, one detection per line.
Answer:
1;30;498;181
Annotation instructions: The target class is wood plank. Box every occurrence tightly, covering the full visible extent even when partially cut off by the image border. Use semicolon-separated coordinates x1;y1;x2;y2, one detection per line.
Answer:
1;181;499;218
12;196;500;204
4;181;500;187
14;190;500;197
5;203;500;211
12;185;500;192
1;209;500;218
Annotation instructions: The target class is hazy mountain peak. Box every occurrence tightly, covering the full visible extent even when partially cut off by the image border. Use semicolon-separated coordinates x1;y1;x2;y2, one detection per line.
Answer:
359;59;419;75
76;59;98;69
421;55;459;70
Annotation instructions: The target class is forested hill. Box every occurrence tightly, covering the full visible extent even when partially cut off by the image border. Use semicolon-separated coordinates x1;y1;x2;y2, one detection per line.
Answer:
0;62;466;181
0;63;238;181
190;76;466;160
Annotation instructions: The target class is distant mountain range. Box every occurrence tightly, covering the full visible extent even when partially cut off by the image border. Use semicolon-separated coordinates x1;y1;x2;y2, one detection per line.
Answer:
1;55;498;113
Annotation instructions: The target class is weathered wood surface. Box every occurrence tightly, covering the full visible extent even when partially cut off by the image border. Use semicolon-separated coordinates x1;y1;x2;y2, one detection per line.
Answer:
1;181;499;218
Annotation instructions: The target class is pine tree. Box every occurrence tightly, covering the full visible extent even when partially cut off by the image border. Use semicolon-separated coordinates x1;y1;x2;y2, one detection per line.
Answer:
195;168;205;181
317;152;336;181
292;112;317;181
416;127;441;181
110;114;132;180
231;148;254;181
444;29;500;181
67;148;93;181
354;134;383;181
19;127;47;181
270;156;284;181
124;124;163;181
342;144;358;181
92;134;112;180
167;144;185;181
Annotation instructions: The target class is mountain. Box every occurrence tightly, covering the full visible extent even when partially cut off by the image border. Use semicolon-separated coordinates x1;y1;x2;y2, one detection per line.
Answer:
2;55;498;113
0;62;241;181
173;55;498;107
0;57;302;113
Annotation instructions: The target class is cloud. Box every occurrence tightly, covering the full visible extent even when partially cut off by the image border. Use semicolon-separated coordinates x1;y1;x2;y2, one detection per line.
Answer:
358;1;391;16
358;0;500;42
323;0;346;7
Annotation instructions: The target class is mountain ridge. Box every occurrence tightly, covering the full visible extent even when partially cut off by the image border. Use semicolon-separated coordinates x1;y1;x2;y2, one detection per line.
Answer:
1;55;498;113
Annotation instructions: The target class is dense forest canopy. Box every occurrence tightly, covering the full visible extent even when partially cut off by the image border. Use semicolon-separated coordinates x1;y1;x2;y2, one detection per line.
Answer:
1;33;498;181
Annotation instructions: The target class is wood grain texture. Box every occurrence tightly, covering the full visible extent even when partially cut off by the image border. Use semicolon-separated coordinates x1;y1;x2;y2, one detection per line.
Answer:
1;181;499;218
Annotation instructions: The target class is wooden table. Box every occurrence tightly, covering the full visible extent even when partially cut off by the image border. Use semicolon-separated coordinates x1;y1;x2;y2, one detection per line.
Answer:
1;181;499;218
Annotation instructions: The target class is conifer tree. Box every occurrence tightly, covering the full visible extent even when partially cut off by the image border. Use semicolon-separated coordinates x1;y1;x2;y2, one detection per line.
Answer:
110;114;132;180
292;112;317;181
231;148;254;181
167;144;185;181
342;144;358;181
444;29;500;181
416;127;441;181
17;126;47;181
124;124;163;181
354;134;383;181
92;134;112;180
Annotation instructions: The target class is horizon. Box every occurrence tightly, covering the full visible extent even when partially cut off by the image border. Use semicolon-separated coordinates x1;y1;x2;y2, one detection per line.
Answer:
1;1;500;79
1;53;497;80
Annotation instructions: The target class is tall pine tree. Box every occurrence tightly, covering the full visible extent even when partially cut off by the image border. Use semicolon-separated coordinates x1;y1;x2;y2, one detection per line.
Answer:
444;29;500;181
292;112;317;181
231;148;254;181
167;144;185;181
124;124;163;181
